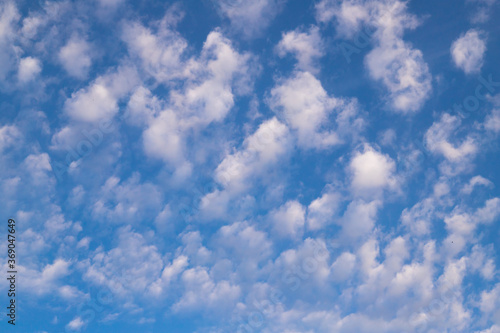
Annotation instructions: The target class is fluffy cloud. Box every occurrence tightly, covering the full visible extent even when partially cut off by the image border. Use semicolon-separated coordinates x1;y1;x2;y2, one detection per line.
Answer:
58;36;92;78
349;145;398;195
215;0;286;38
451;29;487;74
0;1;19;83
64;66;139;122
91;173;163;224
173;266;241;313
270;71;362;149
214;117;291;192
306;189;340;231
316;0;432;112
134;29;256;176
0;124;21;153
276;26;324;73
269;200;306;238
122;19;187;83
17;56;42;83
82;226;164;298
425;113;477;162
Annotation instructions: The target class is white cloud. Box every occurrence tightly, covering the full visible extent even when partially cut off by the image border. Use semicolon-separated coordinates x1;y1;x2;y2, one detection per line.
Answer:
349;145;398;195
340;200;381;240
270;71;361;149
173;266;241;313
0;1;19;83
365;40;432;112
213;117;291;193
425;113;477;161
122;20;187;83
64;66;139;122
18;56;42;83
269;200;306;238
485;108;500;133
307;190;340;231
401;198;434;236
216;0;286;38
276;26;324;73
467;0;498;23
137;30;256;176
451;29;487;74
317;0;432;113
461;175;493;194
0;124;21;153
58;36;92;78
330;252;356;282
66;316;86;331
83;226;164;298
91;173;163;224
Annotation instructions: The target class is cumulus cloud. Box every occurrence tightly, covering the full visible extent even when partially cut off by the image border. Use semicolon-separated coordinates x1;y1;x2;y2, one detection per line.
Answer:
451;29;487;74
18;56;42;83
0;1;19;83
0;125;21;153
349;144;398;195
64;66;139;122
276;26;324;73
58;36;92;78
316;0;432;113
122;20;187;83
425;113;477;162
306;189;340;231
213;117;291;192
82;226;164;298
270;71;362;149
215;0;286;38
269;200;306;238
134;29;256;176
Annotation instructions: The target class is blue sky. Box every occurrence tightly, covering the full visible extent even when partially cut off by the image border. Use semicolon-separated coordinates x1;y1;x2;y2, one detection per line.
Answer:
1;0;500;332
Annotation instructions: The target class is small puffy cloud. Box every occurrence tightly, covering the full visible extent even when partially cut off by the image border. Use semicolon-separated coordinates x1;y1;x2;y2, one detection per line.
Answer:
66;316;86;331
64;66;139;122
269;200;306;238
215;0;286;38
330;252;356;282
451;29;487;74
306;190;340;231
317;0;432;113
82;226;164;298
467;0;498;23
138;30;256;176
365;40;432;112
91;173;163;224
0;124;21;153
276;26;324;73
18;56;42;83
0;1;20;82
340;200;380;240
58;36;92;78
270;71;361;149
349;145;398;195
122;20;187;83
401;198;434;236
173;266;241;313
425;113;477;162
461;175;493;194
214;117;291;192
